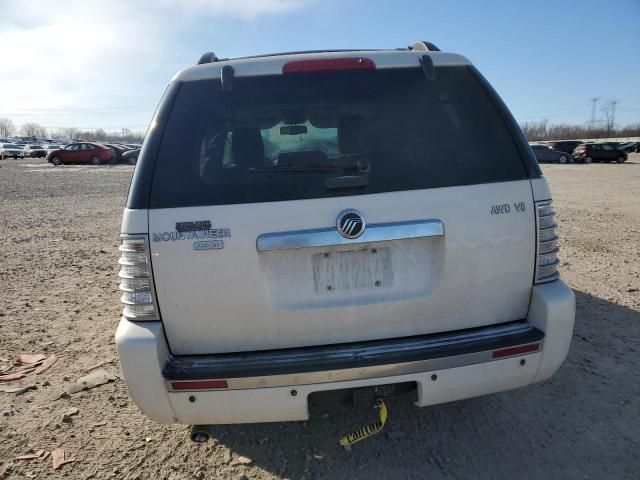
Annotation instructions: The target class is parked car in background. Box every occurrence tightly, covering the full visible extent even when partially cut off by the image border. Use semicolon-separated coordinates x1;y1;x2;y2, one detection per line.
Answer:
0;143;25;159
572;143;628;163
530;144;571;164
45;144;64;154
47;142;115;166
618;142;639;153
103;143;129;163
550;140;583;154
122;148;140;165
23;144;47;158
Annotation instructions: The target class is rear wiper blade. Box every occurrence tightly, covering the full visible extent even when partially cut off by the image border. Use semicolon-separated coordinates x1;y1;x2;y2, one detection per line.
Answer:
324;175;368;190
249;166;342;173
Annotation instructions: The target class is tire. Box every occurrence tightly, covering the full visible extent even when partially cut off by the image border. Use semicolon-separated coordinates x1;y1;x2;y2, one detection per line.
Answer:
127;156;137;165
51;156;63;166
90;156;101;165
616;156;625;163
558;155;568;164
583;156;593;164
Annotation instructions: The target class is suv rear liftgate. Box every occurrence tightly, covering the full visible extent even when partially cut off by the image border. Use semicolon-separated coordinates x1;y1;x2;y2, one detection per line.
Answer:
143;55;539;355
116;43;574;426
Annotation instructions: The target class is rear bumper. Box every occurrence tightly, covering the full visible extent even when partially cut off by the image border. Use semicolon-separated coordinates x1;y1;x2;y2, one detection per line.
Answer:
116;280;575;424
162;321;544;390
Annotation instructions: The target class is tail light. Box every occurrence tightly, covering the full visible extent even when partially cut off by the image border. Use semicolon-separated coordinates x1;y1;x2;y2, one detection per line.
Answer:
283;57;376;74
535;201;559;284
118;236;159;321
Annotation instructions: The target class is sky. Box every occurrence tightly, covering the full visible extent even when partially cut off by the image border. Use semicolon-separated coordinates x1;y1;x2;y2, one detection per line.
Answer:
1;0;639;135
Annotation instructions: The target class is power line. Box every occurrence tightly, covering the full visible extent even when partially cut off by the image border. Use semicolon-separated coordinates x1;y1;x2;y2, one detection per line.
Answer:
4;111;153;117
517;109;591;121
40;125;149;130
589;97;600;128
513;105;589;116
1;105;156;115
611;99;619;129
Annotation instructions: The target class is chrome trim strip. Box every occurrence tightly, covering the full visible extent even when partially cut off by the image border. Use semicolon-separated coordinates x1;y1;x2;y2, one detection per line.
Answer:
539;239;559;254
539;224;558;232
535;273;559;283
256;219;444;252
537;258;560;269
537;210;556;218
539;235;559;243
538;247;560;259
165;342;543;391
536;259;560;283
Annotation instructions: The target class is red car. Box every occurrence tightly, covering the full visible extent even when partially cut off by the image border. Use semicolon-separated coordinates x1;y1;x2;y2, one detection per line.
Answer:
47;142;115;166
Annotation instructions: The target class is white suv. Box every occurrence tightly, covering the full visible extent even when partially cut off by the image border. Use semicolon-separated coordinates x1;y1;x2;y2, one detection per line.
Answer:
116;41;575;427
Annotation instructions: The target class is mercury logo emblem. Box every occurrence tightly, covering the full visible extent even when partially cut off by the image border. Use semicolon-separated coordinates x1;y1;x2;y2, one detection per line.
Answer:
337;209;366;239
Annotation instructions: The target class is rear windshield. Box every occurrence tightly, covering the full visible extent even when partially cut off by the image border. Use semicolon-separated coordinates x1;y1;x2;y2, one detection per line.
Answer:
150;66;527;208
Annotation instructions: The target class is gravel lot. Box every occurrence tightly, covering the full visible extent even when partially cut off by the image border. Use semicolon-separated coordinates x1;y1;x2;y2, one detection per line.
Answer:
1;156;639;479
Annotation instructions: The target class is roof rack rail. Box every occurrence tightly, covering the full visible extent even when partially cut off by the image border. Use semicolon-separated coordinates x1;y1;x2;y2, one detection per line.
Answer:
197;52;218;65
408;41;441;52
195;42;440;66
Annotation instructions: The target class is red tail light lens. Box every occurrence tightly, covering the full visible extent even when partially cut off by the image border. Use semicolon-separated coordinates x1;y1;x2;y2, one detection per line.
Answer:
283;57;376;74
171;380;228;390
492;343;540;359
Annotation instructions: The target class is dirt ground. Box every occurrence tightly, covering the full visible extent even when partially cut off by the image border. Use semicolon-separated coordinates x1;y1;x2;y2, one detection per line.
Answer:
1;156;639;480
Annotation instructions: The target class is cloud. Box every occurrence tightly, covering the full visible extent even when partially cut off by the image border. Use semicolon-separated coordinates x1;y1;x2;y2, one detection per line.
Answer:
0;0;312;131
154;0;309;19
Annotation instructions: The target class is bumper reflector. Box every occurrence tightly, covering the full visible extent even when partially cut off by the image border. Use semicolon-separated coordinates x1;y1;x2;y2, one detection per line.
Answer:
171;380;229;391
492;343;540;359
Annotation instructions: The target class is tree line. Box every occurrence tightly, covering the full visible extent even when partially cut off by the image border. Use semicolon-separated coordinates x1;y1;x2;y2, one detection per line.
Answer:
2;116;639;145
0;118;144;143
520;121;640;142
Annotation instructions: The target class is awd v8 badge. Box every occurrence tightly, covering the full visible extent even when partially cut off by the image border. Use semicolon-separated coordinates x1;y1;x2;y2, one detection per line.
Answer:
193;240;224;250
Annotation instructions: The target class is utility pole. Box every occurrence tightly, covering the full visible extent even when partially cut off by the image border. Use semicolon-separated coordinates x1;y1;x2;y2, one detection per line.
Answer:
610;99;619;131
589;97;600;129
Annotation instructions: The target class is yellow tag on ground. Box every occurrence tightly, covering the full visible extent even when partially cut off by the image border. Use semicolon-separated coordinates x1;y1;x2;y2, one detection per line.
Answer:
339;399;388;447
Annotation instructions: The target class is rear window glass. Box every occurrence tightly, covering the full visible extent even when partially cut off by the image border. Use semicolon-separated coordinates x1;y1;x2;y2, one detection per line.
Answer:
150;66;527;208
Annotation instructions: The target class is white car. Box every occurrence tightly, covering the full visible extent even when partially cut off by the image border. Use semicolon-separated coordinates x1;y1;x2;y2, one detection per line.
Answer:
0;143;25;159
45;144;64;156
23;144;47;158
116;41;575;433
